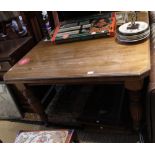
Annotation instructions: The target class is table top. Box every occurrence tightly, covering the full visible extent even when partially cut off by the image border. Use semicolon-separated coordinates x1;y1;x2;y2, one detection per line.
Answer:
4;12;150;84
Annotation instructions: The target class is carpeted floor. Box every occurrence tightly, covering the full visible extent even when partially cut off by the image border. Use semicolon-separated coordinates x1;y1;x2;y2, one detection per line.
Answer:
0;120;140;143
77;130;139;143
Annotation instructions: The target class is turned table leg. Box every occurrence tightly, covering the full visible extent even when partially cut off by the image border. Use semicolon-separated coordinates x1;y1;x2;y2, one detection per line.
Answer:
125;80;143;131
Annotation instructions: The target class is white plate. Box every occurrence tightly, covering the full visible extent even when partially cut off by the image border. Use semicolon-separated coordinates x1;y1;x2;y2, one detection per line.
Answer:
117;32;150;43
117;29;150;39
118;21;149;35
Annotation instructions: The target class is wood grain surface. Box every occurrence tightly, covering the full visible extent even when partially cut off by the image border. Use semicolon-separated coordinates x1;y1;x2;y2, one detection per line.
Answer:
4;12;150;84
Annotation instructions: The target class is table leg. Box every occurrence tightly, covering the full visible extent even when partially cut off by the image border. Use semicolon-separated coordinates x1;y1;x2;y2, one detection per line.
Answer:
23;87;48;125
125;80;143;131
15;84;48;125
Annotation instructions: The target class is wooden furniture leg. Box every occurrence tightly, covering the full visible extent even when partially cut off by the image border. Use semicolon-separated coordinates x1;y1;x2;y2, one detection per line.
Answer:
125;80;143;131
15;84;48;125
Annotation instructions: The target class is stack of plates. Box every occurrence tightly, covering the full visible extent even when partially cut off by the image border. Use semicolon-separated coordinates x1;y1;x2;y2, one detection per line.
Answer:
116;21;150;43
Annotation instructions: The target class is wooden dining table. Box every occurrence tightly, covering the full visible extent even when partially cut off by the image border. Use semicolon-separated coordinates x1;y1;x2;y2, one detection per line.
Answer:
4;12;150;130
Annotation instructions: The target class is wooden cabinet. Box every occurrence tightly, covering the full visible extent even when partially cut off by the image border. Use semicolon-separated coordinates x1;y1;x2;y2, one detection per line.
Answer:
0;36;34;119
